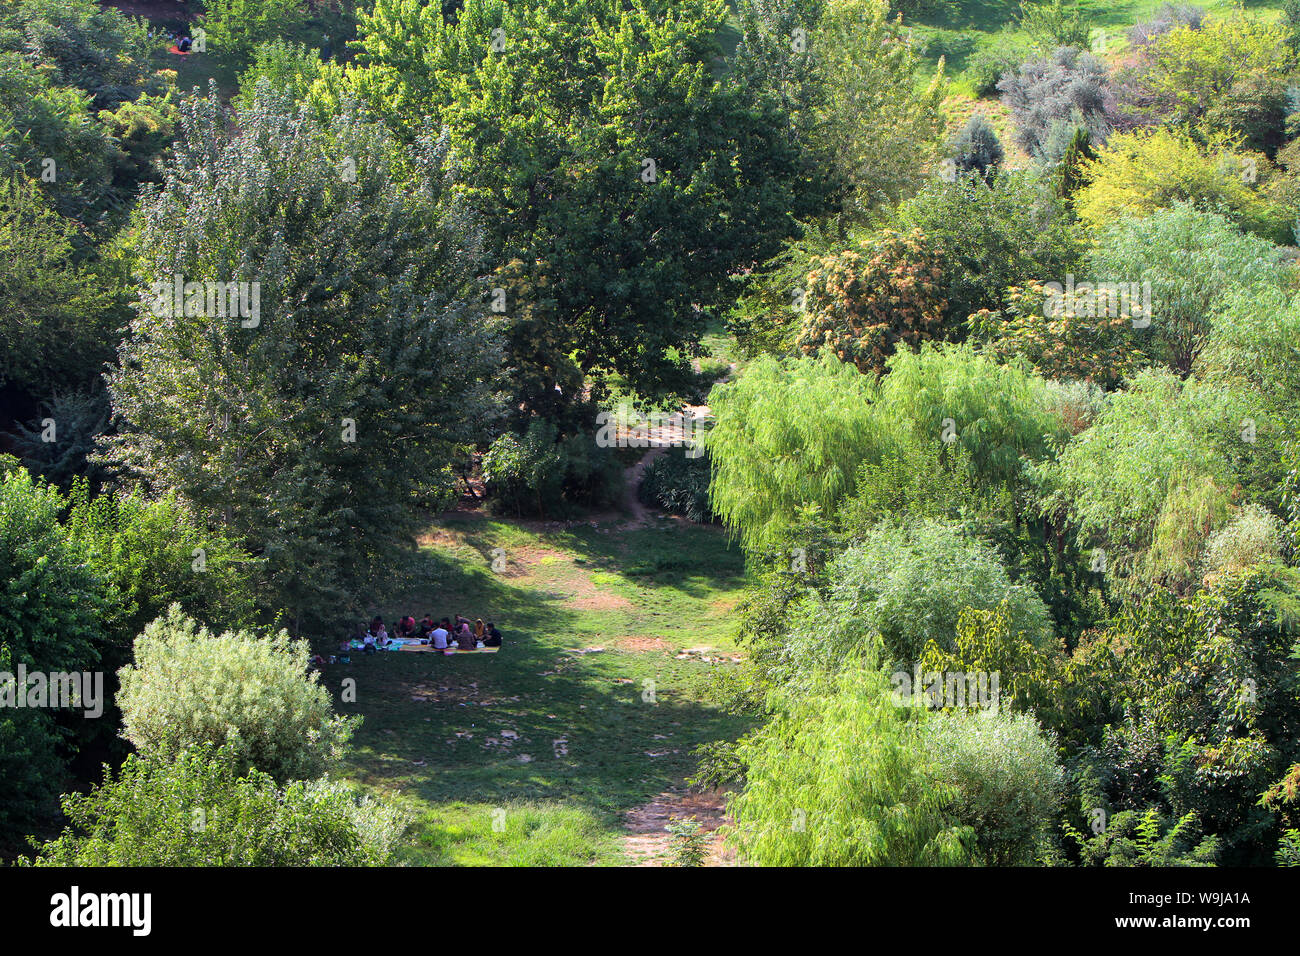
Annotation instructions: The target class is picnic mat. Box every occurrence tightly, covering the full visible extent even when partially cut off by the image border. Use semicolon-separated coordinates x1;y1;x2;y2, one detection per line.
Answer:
399;644;500;654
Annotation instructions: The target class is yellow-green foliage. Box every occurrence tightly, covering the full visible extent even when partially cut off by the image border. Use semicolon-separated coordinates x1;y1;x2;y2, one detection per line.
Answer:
1128;14;1293;137
728;667;975;866
1074;128;1289;242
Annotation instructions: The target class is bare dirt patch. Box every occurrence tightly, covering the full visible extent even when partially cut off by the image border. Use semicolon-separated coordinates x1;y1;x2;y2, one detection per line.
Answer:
623;787;736;866
612;635;673;653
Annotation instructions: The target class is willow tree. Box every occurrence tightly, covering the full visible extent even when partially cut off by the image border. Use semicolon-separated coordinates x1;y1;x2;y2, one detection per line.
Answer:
729;666;975;866
103;90;501;629
705;353;883;555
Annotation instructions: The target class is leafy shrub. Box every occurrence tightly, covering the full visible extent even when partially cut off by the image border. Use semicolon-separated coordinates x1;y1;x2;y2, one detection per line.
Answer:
998;47;1111;157
796;229;948;377
921;710;1064;865
894;169;1082;328
969;280;1145;389
638;448;713;522
1067;807;1219;866
1041;369;1255;580
1202;505;1282;575
0;462;105;843
202;0;313;66
949;113;1004;182
0;0;161;110
788;518;1055;670
706;353;881;554
728;667;975;866
1017;0;1090;52
21;747;409;866
484;417;622;518
1115;12;1293;152
1084;203;1289;374
964;30;1036;96
1127;3;1204;47
116;606;359;783
664;816;708;867
65;483;258;659
1077;130;1290;243
233;40;324;111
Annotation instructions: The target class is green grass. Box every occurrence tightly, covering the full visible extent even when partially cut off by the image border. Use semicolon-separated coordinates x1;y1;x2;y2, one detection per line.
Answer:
313;511;753;866
909;0;1287;97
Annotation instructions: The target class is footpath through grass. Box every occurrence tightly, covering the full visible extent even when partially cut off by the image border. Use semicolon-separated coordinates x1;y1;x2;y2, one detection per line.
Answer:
314;510;753;866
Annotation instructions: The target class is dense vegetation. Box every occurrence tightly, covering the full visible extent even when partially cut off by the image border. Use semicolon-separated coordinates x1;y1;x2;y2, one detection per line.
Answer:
3;0;1299;869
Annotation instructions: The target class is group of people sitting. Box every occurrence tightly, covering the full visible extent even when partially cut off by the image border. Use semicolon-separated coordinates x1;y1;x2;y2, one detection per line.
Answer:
358;614;502;653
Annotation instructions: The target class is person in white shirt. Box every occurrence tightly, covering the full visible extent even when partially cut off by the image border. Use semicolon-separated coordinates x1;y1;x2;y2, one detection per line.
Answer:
430;622;450;650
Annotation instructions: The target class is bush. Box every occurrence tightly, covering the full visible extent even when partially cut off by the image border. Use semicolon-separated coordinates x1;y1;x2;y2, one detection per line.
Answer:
21;747;409;866
116;606;359;783
1202;505;1282;575
1017;0;1090;52
202;0;313;66
1127;3;1205;48
1077;129;1291;243
1115;12;1293;152
1084;203;1289;374
949;113;1004;182
998;47;1111;157
728;667;975;866
788;518;1055;670
0;462;105;844
483;417;623;518
638;449;713;522
922;710;1064;865
894;168;1082;329
797;229;948;376
964;30;1036;96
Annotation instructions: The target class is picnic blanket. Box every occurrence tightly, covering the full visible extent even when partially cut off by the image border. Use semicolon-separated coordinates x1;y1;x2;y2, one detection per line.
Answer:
400;644;500;654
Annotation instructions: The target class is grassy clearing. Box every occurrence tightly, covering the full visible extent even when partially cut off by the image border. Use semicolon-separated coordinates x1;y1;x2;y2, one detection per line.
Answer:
911;0;1286;98
312;511;753;866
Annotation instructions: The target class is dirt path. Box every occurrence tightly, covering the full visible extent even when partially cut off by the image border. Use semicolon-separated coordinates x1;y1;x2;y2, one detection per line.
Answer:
621;446;668;528
622;786;736;866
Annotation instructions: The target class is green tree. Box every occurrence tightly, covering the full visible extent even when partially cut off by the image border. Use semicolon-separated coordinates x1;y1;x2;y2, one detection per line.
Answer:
203;0;313;67
0;461;104;845
1075;130;1291;245
351;0;804;410
728;667;975;866
787;518;1055;670
102;90;501;628
705;353;882;554
894;168;1083;330
0;176;120;400
1085;203;1288;375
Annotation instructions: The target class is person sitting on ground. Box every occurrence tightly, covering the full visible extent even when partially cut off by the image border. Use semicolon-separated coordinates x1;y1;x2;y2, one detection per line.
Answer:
456;620;476;650
419;615;435;638
368;615;384;636
178;35;192;53
362;631;378;655
430;619;450;651
474;619;486;644
398;615;417;638
484;622;502;648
